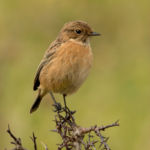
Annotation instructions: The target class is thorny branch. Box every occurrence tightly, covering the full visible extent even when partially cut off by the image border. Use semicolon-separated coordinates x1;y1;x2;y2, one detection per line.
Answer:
30;133;37;150
7;124;27;150
51;107;119;150
6;107;119;150
6;125;39;150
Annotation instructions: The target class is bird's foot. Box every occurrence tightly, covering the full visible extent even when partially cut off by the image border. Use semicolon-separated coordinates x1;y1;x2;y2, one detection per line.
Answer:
52;102;64;113
52;102;75;119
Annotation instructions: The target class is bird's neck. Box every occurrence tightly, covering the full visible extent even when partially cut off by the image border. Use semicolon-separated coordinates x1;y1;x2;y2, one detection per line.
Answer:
69;37;91;46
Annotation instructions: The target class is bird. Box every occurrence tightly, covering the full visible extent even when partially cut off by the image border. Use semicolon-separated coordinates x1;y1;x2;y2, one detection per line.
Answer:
30;20;100;114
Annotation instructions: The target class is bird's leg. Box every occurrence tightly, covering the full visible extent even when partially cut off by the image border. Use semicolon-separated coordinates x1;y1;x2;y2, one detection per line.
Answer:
63;94;75;118
50;92;63;113
63;94;68;117
63;94;67;109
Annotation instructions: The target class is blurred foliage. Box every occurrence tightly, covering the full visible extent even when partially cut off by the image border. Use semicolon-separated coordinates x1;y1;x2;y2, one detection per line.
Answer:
0;0;150;149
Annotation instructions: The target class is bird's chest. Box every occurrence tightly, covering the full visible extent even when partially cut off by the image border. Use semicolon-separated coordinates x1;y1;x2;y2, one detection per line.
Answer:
41;42;93;94
63;43;93;83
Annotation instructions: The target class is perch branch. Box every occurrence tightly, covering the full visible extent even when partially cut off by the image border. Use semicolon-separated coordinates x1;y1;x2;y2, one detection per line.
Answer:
51;108;119;150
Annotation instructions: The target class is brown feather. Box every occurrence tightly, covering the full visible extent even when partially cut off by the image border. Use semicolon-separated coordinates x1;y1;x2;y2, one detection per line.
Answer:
33;42;62;91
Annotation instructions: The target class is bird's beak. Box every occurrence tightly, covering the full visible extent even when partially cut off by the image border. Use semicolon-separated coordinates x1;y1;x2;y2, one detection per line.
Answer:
89;32;101;36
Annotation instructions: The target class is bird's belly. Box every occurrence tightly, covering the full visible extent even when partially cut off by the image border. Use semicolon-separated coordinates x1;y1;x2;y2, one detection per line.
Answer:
40;43;93;95
60;63;92;95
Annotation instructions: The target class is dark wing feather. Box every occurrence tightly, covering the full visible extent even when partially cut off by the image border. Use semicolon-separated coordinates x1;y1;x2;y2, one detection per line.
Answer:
33;60;46;91
33;42;61;91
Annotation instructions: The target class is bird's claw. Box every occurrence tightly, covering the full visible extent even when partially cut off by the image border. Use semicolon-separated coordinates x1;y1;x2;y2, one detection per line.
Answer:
52;103;64;113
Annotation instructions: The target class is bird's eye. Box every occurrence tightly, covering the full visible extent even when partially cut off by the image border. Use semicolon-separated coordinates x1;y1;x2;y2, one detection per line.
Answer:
75;30;81;34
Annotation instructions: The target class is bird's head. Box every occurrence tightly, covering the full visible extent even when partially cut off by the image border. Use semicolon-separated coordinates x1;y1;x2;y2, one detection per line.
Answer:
56;21;100;45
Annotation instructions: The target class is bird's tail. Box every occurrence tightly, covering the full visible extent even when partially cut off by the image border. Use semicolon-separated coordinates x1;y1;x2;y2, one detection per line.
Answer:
30;90;42;114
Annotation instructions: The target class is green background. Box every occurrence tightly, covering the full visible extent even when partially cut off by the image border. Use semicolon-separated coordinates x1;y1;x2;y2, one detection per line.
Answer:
0;0;150;149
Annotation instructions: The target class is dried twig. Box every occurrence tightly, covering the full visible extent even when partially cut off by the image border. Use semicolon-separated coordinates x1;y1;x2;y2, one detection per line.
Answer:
30;132;37;150
7;125;27;150
51;108;119;150
6;106;119;150
41;141;49;150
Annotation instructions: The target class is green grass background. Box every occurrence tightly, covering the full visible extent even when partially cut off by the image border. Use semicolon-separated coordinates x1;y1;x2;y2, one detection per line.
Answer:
0;0;150;149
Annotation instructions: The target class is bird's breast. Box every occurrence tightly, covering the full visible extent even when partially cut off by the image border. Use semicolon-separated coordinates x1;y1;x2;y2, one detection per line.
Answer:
40;41;93;95
62;41;93;79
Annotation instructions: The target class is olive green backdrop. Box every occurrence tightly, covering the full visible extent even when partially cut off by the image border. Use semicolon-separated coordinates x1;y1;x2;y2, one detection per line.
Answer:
0;0;150;149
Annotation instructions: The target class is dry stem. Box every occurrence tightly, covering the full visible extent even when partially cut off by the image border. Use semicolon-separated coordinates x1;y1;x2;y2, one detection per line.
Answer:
51;107;119;150
6;107;119;150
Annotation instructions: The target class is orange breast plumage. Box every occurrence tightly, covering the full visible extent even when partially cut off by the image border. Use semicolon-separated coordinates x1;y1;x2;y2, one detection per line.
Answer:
39;40;93;95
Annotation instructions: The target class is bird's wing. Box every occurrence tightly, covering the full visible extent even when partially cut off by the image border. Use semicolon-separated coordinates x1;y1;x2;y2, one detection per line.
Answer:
33;42;61;91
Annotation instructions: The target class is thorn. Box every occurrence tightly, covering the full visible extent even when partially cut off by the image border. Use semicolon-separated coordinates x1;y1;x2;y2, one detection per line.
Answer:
92;140;99;144
29;136;32;140
105;137;109;142
50;129;58;132
11;141;16;145
41;141;46;147
8;124;10;131
41;141;49;150
115;119;120;124
90;135;94;138
102;136;107;139
99;143;102;148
